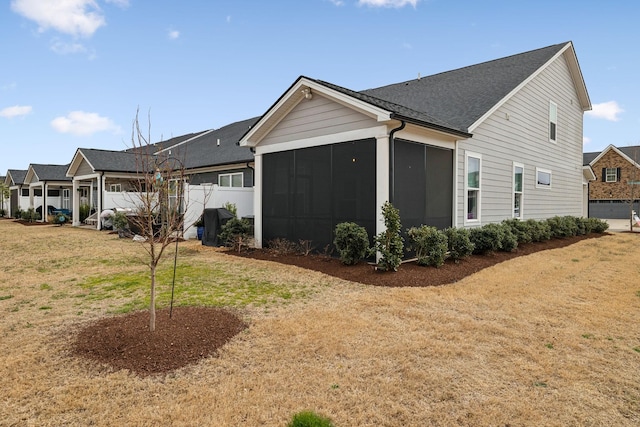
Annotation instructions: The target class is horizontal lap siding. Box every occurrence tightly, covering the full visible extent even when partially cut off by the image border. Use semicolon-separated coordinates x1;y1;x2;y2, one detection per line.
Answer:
260;96;377;147
457;53;584;226
76;159;94;176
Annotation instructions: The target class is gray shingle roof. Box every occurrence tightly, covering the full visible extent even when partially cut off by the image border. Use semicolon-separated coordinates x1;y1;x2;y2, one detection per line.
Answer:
31;164;72;181
583;151;599;166
353;42;569;133
7;169;27;185
78;149;143;173
583;145;640;166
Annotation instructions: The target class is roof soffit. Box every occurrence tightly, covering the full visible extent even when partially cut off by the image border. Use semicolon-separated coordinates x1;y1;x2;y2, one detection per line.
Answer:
239;77;393;147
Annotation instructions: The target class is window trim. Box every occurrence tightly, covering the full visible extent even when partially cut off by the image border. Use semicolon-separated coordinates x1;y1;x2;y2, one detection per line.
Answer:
109;183;122;193
536;167;552;189
549;101;558;143
513;162;524;219
218;172;244;188
605;167;618;183
464;151;481;224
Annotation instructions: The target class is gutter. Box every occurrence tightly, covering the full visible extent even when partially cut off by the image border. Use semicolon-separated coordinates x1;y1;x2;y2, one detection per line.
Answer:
388;120;406;204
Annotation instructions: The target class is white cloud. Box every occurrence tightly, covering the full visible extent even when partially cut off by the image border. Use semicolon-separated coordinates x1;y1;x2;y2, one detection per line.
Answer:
11;0;106;37
50;111;119;136
358;0;419;7
583;136;591;145
586;101;624;122
168;29;180;40
50;39;87;54
105;0;129;7
0;105;32;118
328;0;345;5
2;82;18;91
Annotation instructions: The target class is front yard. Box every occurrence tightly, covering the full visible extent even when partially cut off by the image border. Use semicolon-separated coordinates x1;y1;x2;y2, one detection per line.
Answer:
1;219;639;426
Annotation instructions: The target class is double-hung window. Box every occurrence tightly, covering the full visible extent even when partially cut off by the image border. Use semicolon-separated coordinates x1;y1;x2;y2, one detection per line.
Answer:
513;163;524;219
109;184;122;192
219;172;243;188
549;101;558;142
465;152;481;222
604;167;620;183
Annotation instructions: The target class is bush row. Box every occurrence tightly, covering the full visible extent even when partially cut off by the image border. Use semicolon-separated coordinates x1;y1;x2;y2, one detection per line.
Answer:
333;216;609;268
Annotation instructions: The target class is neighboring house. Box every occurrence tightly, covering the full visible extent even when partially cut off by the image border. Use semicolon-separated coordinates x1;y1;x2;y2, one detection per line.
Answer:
24;164;73;220
239;41;591;251
4;169;28;217
66;118;257;234
583;144;640;219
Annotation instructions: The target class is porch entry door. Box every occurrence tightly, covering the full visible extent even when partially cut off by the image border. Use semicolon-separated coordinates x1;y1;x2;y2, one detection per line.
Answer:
393;139;453;231
62;189;71;210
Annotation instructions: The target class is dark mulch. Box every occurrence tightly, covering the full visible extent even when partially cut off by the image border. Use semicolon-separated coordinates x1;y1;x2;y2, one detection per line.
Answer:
72;306;247;377
226;233;610;287
71;233;609;377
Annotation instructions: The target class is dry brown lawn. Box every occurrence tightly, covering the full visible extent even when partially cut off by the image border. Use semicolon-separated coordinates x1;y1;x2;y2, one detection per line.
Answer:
1;219;639;426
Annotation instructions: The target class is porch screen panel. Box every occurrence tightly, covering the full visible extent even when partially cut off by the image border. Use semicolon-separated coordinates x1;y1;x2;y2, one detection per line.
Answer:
394;140;426;232
424;145;453;229
332;139;376;244
262;151;294;242
293;146;333;246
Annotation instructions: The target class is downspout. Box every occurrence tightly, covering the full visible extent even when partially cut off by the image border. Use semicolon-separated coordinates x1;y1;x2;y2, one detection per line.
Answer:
388;119;406;204
246;161;255;186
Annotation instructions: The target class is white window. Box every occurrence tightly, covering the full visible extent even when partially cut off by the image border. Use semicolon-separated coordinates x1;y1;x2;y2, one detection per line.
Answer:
605;167;618;183
513;163;524;219
62;189;70;210
536;168;552;188
218;172;243;188
549;101;558;142
465;152;481;223
109;184;122;192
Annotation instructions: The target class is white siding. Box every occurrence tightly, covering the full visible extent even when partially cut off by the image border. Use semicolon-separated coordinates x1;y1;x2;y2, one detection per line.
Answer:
76;158;94;176
456;53;584;226
260;94;379;147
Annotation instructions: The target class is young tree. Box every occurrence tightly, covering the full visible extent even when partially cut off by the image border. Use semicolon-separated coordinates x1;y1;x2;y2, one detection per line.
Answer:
127;110;188;332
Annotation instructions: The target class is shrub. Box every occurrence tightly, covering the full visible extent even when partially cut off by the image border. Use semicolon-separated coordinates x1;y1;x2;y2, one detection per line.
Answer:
21;208;40;222
546;216;578;238
469;223;504;254
0;208;5;217
499;224;519;252
79;204;91;222
373;201;404;271
443;227;474;263
222;201;237;217
266;237;299;255
407;225;448;267
14;208;23;219
501;218;533;244
334;222;370;265
50;213;70;226
526;219;552;242
218;217;252;250
586;217;609;233
288;411;334;427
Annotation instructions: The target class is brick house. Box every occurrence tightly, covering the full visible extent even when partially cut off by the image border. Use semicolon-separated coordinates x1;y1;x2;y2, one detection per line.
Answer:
584;145;640;218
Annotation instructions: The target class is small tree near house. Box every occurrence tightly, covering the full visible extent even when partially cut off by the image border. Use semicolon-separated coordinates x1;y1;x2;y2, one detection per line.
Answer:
126;109;189;332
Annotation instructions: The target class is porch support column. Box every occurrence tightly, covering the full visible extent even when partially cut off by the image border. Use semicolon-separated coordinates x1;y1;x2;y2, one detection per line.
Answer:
72;179;80;226
97;174;105;230
376;134;391;262
252;153;263;249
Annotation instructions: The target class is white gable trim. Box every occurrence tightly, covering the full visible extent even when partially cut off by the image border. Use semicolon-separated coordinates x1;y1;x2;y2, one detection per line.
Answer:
239;77;393;147
590;144;640;169
67;149;95;177
468;42;589;132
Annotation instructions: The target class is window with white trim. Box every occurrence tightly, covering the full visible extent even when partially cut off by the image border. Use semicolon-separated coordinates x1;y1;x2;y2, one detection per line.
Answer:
109;184;122;192
513;163;524;219
218;172;243;188
465;152;481;222
549;101;558;142
605;167;619;182
536;168;552;188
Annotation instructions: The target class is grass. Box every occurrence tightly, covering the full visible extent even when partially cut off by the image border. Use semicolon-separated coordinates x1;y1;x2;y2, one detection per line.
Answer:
1;220;639;426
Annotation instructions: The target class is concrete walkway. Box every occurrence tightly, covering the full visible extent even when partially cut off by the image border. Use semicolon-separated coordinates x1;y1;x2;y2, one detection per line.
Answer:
603;218;640;232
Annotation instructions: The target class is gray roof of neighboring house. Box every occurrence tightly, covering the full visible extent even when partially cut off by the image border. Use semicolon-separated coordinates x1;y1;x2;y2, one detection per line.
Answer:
124;131;209;155
7;169;27;185
167;117;259;169
343;42;569;134
31;164;72;182
583;151;599;165
583;145;640;166
77;148;143;173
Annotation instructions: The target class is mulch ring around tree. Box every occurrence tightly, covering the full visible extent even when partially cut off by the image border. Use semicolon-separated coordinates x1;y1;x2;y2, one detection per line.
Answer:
72;306;247;377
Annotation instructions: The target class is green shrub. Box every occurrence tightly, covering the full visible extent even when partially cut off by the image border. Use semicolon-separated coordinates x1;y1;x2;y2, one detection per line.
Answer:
407;225;448;267
0;208;5;217
443;227;474;263
501;218;533;244
469;223;504;254
573;216;588;235
499;224;518;252
51;213;70;225
546;216;578;238
79;204;91;222
14;208;23;219
334;222;370;265
373;201;404;272
526;219;552;242
288;411;334;427
222;201;237;217
586;217;609;233
21;208;40;222
218;217;252;248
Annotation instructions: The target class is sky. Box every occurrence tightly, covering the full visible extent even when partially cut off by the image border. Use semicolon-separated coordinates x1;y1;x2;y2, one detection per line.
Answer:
1;0;638;174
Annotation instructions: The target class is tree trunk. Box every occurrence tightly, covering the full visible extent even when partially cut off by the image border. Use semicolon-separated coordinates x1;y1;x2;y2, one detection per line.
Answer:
149;264;156;332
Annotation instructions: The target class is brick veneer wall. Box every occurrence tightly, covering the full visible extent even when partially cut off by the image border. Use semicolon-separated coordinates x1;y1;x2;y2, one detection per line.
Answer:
590;150;640;200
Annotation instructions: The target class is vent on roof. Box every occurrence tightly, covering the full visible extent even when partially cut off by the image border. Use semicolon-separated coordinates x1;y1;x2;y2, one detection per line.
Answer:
217;138;220;146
